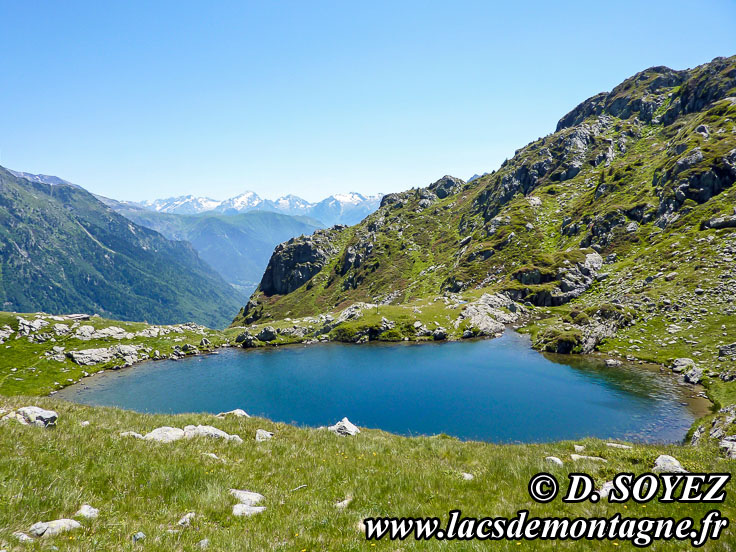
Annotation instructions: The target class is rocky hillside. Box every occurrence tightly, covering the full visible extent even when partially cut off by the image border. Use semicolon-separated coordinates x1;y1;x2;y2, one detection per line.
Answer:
234;56;735;367
0;168;243;328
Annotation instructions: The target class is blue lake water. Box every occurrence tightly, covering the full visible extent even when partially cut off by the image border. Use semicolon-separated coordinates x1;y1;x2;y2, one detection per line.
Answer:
58;331;708;443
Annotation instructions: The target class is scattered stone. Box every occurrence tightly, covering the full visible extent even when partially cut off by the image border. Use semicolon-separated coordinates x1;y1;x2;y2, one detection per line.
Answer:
203;453;225;464
719;343;736;358
200;337;211;347
184;425;242;443
652;454;687;473
599;481;615;498
232;504;266;517
28;519;81;538
198;538;210;549
120;431;144;439
684;367;703;384
80;421;90;427
671;358;695;373
432;327;447;340
16;406;58;427
230;488;266;517
255;429;274;442
75;504;99;519
604;359;622;367
12;531;34;543
143;426;185;443
461;472;474;481
570;454;607;463
573;444;585;453
230;489;265;505
178;512;196;527
132;531;146;543
335;496;353;509
720;436;736;459
545;456;563;467
216;409;250;418
256;326;277;342
605;443;632;450
328;417;360;436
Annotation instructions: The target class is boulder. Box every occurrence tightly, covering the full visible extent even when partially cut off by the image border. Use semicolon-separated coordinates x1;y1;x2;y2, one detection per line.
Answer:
432;328;447;341
232;504;266;517
217;408;250;418
230;489;264;506
605;443;632;450
75;505;99;519
28;519;81;538
719;436;736;459
183;425;242;442
599;481;615;498
570;454;607;463
143;427;185;443
256;326;277;342
652;454;687;473
255;429;274;442
671;358;695;373
335;496;353;509
328;417;360;436
178;512;196;527
684;367;703;384
12;531;34;543
15;406;58;427
545;456;563;467
719;343;736;358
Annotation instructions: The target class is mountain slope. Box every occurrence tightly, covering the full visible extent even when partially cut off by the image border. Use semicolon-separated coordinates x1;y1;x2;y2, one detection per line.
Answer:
234;55;736;369
110;208;320;293
0;167;243;328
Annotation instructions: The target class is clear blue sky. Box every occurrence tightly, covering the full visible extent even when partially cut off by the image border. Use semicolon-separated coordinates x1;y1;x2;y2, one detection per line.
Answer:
1;1;734;202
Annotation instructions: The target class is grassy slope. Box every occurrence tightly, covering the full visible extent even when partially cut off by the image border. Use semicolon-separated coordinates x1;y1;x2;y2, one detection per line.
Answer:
1;397;734;551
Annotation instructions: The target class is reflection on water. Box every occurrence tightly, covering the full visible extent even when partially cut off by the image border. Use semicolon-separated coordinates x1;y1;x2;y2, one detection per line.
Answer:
58;330;709;444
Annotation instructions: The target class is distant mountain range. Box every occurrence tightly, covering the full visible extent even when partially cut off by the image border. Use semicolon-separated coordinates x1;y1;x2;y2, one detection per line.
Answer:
136;190;383;226
0;167;243;328
7;170;380;301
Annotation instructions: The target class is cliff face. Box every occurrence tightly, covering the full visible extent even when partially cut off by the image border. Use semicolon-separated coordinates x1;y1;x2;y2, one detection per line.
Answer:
234;56;736;358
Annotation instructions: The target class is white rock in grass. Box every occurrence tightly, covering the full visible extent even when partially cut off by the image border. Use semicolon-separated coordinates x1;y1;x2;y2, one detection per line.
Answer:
120;431;144;439
599;481;615;498
255;429;274;442
573;444;585;453
570;454;607;463
230;489;264;506
653;454;688;473
328;417;360;436
461;472;474;480
335;496;353;509
202;452;225;462
16;406;58;427
12;531;34;543
216;409;250;418
545;456;563;467
232;504;265;517
80;421;90;427
198;538;210;549
178;512;196;527
75;504;99;519
29;519;81;538
143;426;185;443
605;442;632;450
184;425;243;443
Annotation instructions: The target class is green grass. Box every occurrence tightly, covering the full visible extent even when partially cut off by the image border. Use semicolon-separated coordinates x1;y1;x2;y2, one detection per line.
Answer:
1;396;735;551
